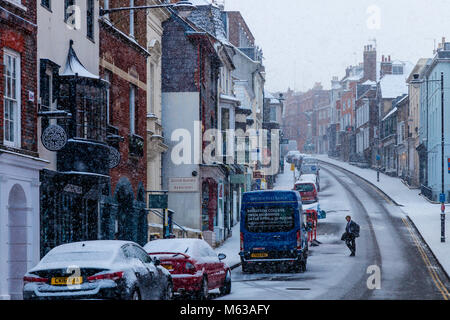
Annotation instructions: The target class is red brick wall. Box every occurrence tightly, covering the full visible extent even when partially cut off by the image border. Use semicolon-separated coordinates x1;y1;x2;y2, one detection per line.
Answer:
0;0;38;155
226;11;255;48
100;23;147;196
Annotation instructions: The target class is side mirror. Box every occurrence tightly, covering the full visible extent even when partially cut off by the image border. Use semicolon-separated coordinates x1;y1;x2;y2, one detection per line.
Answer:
153;257;161;266
218;253;226;261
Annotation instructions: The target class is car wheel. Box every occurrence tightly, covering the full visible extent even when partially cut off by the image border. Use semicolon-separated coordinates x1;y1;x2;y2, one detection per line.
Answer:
219;271;232;295
195;276;209;300
131;288;141;300
162;281;173;300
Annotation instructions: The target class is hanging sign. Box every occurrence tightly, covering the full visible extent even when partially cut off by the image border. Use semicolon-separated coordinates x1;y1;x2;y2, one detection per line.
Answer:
108;146;121;169
41;124;68;151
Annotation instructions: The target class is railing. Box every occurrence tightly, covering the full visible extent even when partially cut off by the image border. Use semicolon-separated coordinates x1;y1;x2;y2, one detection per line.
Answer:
421;184;433;201
148;208;188;238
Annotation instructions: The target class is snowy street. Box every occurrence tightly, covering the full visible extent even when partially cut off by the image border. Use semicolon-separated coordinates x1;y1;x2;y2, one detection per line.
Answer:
216;162;450;300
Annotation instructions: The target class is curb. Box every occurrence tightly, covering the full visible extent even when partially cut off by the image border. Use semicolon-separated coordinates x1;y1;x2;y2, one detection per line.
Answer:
318;160;403;207
230;262;242;270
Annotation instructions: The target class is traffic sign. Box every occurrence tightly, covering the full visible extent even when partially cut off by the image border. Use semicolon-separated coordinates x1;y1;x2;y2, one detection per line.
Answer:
440;193;446;203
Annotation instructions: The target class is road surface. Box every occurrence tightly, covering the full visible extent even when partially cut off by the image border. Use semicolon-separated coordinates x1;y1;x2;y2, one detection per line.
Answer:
217;162;450;300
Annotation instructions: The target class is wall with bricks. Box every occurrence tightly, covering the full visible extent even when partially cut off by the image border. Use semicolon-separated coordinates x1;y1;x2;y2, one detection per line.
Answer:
99;18;148;196
0;0;38;156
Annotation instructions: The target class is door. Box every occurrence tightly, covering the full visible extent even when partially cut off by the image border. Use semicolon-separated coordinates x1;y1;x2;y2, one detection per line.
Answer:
132;245;159;299
122;244;153;299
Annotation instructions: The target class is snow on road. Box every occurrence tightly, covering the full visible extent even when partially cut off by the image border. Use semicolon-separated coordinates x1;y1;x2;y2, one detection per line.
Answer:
315;154;450;278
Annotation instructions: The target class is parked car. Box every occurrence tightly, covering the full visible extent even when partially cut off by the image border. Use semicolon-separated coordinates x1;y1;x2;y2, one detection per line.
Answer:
300;173;320;192
300;163;320;183
23;240;173;300
286;150;301;163
294;177;319;204
144;239;231;300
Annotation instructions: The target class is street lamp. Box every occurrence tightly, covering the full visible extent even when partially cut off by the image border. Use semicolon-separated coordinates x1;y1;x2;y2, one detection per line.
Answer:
99;1;197;17
411;72;446;243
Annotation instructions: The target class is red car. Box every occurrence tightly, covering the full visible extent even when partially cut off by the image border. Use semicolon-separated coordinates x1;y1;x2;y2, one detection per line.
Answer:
294;179;319;204
144;239;231;299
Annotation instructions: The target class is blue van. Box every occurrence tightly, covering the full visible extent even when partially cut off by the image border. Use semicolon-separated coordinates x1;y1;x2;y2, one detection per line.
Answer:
239;190;309;273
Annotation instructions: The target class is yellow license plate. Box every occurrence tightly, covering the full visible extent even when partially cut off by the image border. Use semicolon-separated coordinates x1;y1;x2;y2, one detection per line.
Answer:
162;264;173;271
251;253;268;258
51;277;83;286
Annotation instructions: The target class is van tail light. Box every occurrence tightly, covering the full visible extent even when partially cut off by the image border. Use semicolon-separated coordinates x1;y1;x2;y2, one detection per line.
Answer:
87;271;124;282
184;262;196;274
23;275;48;285
240;232;244;252
297;230;301;250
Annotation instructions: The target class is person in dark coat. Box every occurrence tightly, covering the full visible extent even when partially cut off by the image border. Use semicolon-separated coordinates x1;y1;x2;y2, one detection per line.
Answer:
344;215;360;256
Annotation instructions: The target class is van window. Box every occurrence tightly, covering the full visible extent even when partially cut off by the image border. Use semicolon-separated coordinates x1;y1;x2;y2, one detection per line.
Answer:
245;206;295;233
295;183;314;192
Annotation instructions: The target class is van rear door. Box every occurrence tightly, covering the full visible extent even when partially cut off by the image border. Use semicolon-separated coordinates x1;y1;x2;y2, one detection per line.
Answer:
243;206;298;254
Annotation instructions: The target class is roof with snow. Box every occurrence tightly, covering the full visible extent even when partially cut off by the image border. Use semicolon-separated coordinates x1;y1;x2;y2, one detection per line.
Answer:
61;41;99;79
382;106;398;121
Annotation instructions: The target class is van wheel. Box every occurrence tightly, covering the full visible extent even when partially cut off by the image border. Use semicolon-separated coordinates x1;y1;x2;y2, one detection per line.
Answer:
295;257;307;273
241;262;254;274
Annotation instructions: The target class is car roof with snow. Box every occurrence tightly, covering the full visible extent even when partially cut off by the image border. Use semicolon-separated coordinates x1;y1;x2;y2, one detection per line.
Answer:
144;238;213;258
30;240;134;272
48;240;134;253
298;174;318;182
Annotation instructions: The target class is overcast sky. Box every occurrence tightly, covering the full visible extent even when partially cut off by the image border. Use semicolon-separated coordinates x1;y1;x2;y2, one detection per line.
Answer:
223;0;450;93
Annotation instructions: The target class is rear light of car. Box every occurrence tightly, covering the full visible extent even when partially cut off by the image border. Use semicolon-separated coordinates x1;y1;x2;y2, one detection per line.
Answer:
87;271;124;282
23;275;48;285
240;232;244;252
184;262;196;274
297;230;301;250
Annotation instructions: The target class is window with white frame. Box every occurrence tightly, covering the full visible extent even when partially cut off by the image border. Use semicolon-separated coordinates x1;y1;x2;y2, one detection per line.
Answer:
149;63;155;113
3;50;21;147
103;72;111;124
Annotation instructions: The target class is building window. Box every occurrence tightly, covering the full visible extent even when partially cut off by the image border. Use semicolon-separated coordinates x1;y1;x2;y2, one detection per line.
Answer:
103;72;111;124
65;0;75;22
393;65;403;75
87;0;94;40
270;106;277;122
3;50;21;148
149;63;155;113
130;85;136;134
41;0;51;10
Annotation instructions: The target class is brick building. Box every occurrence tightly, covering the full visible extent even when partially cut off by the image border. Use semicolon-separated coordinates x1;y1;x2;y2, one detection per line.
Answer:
0;0;47;300
161;10;223;245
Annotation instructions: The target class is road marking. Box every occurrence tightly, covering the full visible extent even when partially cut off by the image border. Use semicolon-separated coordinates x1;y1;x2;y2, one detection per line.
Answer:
402;217;450;300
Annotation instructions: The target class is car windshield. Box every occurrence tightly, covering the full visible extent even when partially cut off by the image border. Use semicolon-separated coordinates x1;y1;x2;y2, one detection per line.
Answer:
295;183;314;192
301;165;317;173
42;251;113;263
245;206;295;233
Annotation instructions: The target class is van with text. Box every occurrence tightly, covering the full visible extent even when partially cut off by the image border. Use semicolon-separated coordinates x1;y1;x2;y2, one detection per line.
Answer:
239;191;308;273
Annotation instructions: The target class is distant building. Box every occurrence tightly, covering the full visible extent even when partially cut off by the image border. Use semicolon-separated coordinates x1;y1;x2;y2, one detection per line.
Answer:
419;39;450;201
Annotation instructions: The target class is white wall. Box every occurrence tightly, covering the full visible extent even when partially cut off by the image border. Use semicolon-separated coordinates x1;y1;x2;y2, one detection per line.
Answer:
0;153;47;300
162;92;202;230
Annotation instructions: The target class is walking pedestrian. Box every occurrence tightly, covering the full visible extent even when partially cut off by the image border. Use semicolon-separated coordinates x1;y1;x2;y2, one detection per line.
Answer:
342;215;360;256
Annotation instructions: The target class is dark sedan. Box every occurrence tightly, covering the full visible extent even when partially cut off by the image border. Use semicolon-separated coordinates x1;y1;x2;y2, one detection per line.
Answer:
23;240;173;300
